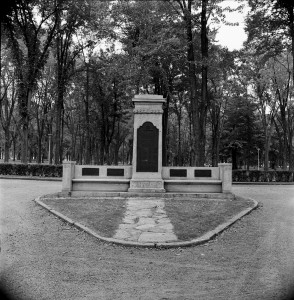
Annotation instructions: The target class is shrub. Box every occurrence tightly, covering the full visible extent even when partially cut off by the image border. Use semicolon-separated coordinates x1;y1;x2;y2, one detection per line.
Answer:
232;170;294;182
0;163;62;177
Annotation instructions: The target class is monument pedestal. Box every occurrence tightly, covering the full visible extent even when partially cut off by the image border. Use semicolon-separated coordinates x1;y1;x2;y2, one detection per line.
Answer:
128;94;166;193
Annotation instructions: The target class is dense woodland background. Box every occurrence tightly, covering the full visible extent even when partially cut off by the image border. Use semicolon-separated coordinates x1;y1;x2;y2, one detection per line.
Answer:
0;0;293;170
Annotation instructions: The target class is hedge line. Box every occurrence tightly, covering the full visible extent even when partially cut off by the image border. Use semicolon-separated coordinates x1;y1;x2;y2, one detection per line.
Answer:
0;163;62;177
1;164;293;182
232;170;294;182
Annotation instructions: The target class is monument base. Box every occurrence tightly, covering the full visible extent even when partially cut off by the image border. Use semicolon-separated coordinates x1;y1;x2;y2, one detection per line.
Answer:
128;179;165;193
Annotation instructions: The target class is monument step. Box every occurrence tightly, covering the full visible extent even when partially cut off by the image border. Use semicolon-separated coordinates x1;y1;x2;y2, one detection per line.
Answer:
68;191;235;199
128;188;166;193
164;179;222;184
72;179;130;183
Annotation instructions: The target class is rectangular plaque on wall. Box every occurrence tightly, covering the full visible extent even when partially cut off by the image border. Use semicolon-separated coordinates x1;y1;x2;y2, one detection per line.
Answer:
82;168;100;176
107;168;124;176
194;169;211;177
170;169;187;177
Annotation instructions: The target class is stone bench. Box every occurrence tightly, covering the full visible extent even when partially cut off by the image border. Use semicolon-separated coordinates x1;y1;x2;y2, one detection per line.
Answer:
72;178;130;192
62;162;232;194
164;179;222;193
71;178;222;193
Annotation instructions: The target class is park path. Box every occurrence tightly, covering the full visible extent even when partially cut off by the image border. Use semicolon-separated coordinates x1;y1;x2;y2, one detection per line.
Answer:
0;179;294;300
113;198;177;243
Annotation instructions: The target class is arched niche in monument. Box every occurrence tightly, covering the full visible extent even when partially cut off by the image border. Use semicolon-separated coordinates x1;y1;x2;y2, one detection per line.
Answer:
136;122;159;172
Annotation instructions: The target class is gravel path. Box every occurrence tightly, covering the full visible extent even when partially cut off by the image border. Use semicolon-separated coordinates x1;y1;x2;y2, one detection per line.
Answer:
0;179;294;300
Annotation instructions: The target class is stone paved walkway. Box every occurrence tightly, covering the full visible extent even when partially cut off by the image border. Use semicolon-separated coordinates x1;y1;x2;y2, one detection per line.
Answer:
113;198;178;243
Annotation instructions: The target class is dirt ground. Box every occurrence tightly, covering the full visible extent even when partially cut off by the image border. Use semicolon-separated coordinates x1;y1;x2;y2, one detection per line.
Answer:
0;179;294;300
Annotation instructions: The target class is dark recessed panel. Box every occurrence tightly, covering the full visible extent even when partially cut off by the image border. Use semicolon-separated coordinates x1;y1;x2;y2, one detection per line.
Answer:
82;168;99;176
107;168;124;176
194;169;211;177
170;169;187;177
137;122;159;172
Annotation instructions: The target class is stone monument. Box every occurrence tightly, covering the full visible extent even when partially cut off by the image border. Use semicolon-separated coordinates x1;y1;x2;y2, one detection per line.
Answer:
62;94;232;195
128;94;166;192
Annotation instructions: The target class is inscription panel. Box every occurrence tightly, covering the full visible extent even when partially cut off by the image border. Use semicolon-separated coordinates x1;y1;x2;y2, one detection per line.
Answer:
107;168;124;176
137;122;158;172
170;169;187;177
82;168;100;176
194;169;212;177
134;181;162;188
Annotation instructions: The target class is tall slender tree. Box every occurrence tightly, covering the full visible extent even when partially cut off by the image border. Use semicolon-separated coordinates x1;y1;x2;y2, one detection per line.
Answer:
0;49;18;162
1;0;59;163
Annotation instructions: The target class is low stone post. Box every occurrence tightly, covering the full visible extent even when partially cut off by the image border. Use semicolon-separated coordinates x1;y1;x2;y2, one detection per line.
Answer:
62;161;76;194
218;163;232;193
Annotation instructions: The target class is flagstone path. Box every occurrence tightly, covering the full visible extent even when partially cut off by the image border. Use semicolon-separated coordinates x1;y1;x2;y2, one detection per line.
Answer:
113;198;178;243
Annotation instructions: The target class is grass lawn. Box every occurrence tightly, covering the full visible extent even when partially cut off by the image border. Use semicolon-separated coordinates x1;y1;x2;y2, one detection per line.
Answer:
41;196;255;242
41;198;127;238
164;198;255;241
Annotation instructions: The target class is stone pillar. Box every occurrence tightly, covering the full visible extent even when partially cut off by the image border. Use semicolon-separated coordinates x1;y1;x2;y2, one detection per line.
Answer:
62;161;76;194
219;163;232;193
129;95;166;193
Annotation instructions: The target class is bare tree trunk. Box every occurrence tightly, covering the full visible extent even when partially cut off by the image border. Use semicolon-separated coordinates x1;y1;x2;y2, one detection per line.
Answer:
184;2;199;166
113;122;120;165
210;95;221;167
289;141;294;171
289;5;294;86
264;119;274;171
84;63;91;164
54;87;63;165
177;111;182;166
232;148;238;170
211;127;220;167
281;109;288;170
21;121;28;164
37;136;42;164
162;93;170;166
11;130;17;162
4;129;10;162
199;0;208;166
264;133;270;171
99;134;105;165
20;89;32;164
79;133;84;165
